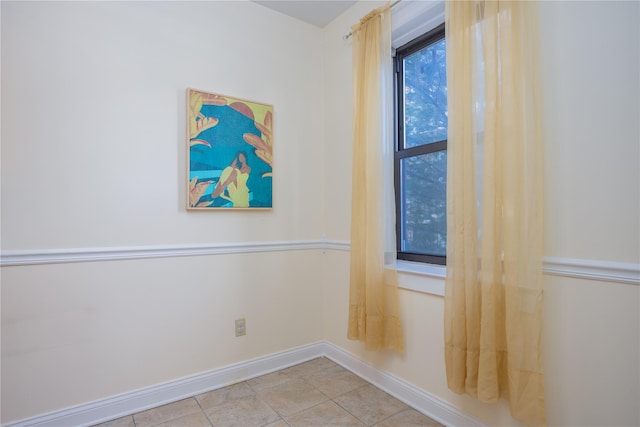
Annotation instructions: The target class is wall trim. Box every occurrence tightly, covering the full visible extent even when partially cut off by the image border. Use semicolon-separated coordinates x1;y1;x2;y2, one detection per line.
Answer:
2;240;638;285
3;343;324;427
392;0;445;49
322;239;350;251
3;341;486;427
323;343;490;427
543;257;640;285
0;240;327;267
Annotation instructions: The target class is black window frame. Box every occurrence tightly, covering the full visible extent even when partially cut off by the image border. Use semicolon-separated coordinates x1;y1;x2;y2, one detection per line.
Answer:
394;23;447;266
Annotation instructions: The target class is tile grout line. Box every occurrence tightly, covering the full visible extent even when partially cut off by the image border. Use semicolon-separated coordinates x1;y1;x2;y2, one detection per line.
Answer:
93;357;440;427
284;360;372;426
244;375;289;424
192;394;213;427
329;383;372;426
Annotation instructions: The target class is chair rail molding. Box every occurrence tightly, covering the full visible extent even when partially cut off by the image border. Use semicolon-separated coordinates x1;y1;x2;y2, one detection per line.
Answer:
543;256;640;285
1;240;638;286
0;240;327;267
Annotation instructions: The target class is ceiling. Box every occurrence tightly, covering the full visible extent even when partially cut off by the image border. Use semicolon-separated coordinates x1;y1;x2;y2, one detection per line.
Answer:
251;1;357;28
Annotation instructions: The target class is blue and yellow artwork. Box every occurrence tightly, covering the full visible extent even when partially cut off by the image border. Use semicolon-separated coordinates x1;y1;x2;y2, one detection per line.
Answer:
187;88;273;209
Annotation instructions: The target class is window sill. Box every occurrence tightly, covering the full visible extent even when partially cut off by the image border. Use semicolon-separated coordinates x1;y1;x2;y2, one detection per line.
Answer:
391;260;445;297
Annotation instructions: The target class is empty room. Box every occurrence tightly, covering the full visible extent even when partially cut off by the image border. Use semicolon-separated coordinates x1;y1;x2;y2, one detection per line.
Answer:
1;1;638;426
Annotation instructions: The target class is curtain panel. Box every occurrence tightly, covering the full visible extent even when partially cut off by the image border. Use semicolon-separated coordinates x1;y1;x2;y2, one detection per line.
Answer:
444;1;546;425
347;4;404;353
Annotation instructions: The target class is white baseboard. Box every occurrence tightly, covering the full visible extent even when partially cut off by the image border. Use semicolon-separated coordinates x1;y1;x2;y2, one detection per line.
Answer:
323;343;490;427
4;341;485;427
3;343;324;427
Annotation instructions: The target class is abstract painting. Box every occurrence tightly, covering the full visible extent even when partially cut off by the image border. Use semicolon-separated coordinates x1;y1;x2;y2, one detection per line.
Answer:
187;88;273;210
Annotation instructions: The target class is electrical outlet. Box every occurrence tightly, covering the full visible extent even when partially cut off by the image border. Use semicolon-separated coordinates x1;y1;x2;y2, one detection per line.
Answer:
235;318;246;337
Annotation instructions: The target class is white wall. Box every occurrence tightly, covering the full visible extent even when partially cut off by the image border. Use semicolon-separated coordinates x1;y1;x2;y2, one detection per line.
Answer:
323;1;639;426
540;1;640;263
2;0;639;426
538;3;639;425
1;1;327;423
1;1;325;248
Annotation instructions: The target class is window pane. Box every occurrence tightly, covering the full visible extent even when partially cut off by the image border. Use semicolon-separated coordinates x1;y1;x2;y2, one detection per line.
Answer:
400;150;447;256
403;38;447;148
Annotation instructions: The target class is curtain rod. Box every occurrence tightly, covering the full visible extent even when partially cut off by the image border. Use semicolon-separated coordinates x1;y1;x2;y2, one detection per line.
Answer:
342;0;402;40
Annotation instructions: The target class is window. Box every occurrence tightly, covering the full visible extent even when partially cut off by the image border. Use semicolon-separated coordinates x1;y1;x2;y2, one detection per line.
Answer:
394;23;447;265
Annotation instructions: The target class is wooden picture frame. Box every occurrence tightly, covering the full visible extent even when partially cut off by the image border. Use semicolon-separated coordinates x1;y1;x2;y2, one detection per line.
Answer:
187;88;273;210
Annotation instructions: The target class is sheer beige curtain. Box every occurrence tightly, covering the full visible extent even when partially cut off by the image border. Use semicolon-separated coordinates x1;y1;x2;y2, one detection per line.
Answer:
347;4;403;352
444;1;545;425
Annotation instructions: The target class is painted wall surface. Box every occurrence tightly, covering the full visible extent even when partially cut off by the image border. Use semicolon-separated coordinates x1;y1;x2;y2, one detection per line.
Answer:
2;251;326;422
540;1;640;263
1;1;326;423
538;3;639;425
1;0;325;249
322;1;639;426
2;0;639;426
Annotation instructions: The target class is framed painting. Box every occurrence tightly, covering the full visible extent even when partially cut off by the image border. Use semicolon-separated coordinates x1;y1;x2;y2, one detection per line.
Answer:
187;88;273;210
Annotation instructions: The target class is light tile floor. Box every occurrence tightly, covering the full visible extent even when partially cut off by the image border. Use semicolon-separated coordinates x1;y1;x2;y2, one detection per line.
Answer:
93;357;444;427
